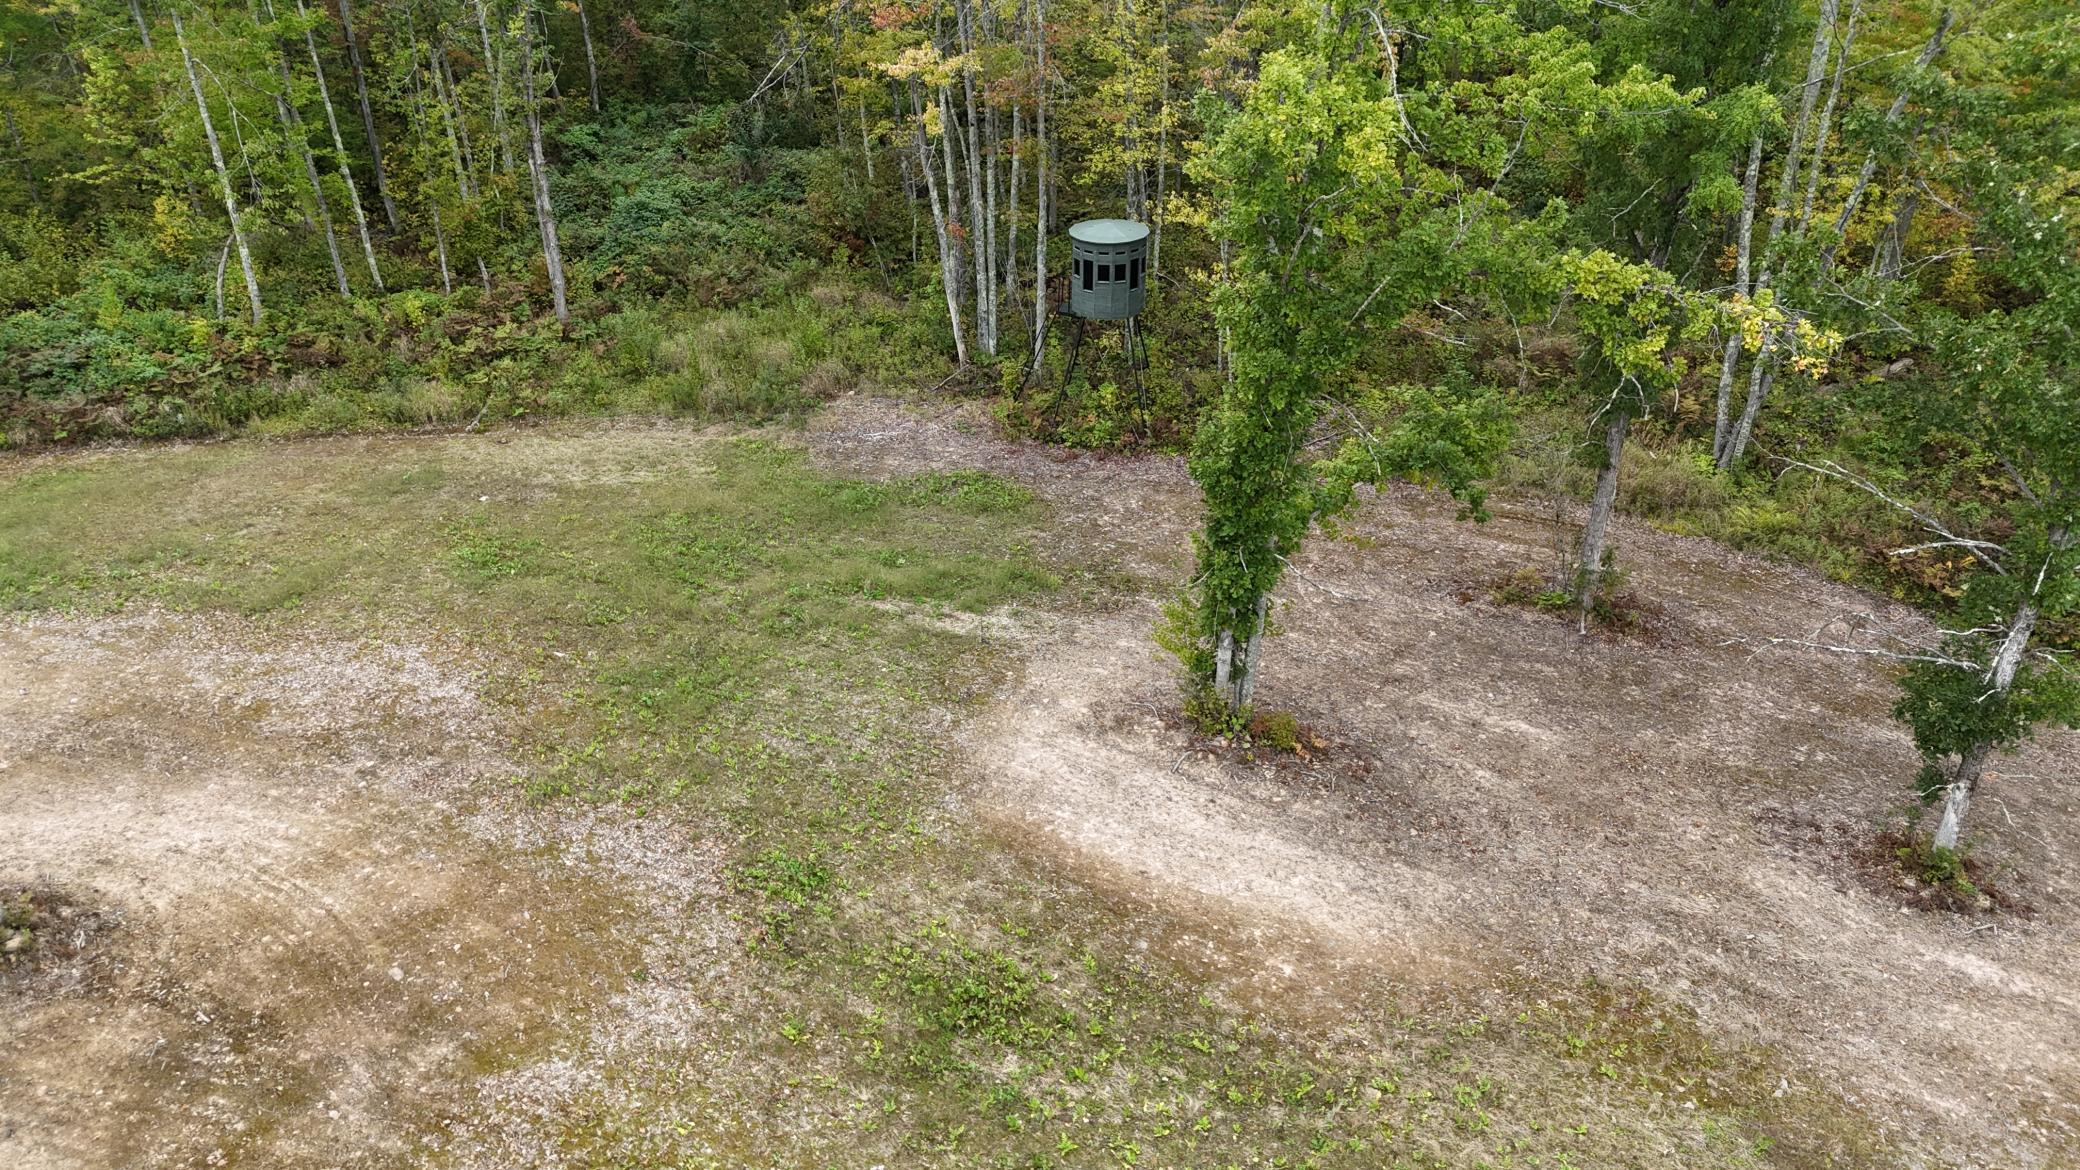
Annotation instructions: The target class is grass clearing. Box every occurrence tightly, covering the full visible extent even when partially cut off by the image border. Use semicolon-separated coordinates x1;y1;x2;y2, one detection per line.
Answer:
0;423;1896;1168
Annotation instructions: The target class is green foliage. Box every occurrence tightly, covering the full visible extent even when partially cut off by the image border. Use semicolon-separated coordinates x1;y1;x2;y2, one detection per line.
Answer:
738;847;836;943
1179;28;1557;705
1893;837;1979;899
1490;567;1573;612
449;521;541;579
1247;708;1300;752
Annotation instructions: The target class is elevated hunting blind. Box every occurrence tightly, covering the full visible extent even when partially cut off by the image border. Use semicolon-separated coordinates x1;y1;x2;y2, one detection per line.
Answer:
1067;219;1150;320
1044;217;1153;437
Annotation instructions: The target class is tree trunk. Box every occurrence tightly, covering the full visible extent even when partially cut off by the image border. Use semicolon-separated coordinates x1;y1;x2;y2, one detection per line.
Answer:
1713;132;1765;460
213;234;231;319
173;9;263;324
910;82;968;366
858;95;874;181
217;67;266;205
535;7;560;102
1933;599;2040;849
1714;0;1837;463
1873;190;1918;280
1769;0;1838;246
262;0;350;296
575;0;600;112
1213;593;1270;716
1151;0;1168;273
956;1;993;357
937;84;970;355
286;91;351;296
982;86;1000;355
430;200;453;293
402;20;456;295
1798;0;1860;231
1007;102;1021;321
129;0;155;48
296;0;384;292
334;0;398;230
1826;9;1953;269
476;0;516;172
515;0;568;325
430;39;478;197
1029;0;1049;370
1721;331;1775;469
1576;410;1630;620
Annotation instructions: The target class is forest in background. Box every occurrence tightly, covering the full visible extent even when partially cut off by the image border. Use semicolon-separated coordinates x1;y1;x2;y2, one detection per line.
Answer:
1;0;2076;856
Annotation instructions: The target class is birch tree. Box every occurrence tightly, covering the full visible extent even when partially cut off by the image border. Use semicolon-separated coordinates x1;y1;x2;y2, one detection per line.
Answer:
171;6;263;322
295;0;385;290
514;0;568;324
334;0;398;229
1879;201;2078;851
1717;6;1956;469
259;0;350;295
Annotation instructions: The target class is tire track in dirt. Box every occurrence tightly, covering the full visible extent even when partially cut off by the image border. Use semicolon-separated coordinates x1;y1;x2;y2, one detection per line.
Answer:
809;396;2080;1168
0;613;728;1170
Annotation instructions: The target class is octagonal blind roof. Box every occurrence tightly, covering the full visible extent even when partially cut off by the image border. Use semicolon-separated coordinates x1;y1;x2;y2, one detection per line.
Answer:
1068;219;1150;246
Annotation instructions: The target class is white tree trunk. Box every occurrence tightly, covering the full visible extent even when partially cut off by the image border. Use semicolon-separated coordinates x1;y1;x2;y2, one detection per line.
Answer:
937;84;971;359
1798;0;1860;230
1874;191;1918;280
1235;596;1268;712
1824;10;1953;269
1151;0;1168;273
1214;593;1270;716
296;0;384;292
262;0;350;296
1721;331;1776;469
1029;0;1049;369
858;96;874;181
954;5;992;357
174;10;263;323
1770;0;1839;245
910;83;968;366
213;234;231;319
575;0;601;112
476;0;516;172
430;200;453;293
516;0;568;325
334;0;397;230
428;41;477;198
1007;102;1021;320
1713;132;1765;460
129;0;154;48
1933;600;2039;850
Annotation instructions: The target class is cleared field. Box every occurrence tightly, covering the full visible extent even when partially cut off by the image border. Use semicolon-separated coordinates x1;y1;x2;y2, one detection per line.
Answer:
2;403;2071;1169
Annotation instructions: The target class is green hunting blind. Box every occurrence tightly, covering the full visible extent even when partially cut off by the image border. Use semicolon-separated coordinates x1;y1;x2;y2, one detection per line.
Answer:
1067;218;1150;321
1044;217;1154;435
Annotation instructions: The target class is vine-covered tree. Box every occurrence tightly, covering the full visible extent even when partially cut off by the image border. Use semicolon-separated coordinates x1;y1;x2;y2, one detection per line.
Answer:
1175;3;1691;716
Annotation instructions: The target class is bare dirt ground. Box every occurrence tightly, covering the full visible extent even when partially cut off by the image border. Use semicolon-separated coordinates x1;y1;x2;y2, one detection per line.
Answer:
5;403;2075;1168
809;395;2080;1169
0;609;732;1170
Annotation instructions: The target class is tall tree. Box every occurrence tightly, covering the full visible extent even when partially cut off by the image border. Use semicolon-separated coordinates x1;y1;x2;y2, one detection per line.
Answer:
334;0;400;229
515;0;568;324
260;0;351;295
296;0;385;291
171;6;263;323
